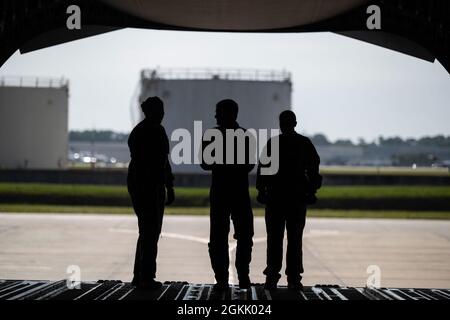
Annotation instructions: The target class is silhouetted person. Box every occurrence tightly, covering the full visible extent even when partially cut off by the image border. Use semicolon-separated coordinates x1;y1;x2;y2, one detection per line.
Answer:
257;110;322;291
200;99;255;291
127;96;175;290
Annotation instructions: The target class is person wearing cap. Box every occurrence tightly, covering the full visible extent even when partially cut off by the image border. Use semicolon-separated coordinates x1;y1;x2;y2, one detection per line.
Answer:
127;96;175;290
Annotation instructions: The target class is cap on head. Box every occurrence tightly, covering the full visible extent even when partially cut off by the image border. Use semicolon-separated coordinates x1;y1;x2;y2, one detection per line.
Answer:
215;99;239;126
279;110;297;133
141;96;164;123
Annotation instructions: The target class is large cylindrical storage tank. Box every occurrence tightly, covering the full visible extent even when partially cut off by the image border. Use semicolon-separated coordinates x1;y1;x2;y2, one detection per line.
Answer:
0;77;69;169
136;68;292;174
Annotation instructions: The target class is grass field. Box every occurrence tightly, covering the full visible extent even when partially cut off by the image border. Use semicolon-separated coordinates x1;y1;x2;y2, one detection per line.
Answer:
1;183;450;214
0;204;449;219
65;164;450;176
320;166;450;176
1;183;450;199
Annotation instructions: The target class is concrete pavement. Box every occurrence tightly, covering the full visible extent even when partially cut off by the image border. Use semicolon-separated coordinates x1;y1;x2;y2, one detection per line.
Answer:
0;213;449;288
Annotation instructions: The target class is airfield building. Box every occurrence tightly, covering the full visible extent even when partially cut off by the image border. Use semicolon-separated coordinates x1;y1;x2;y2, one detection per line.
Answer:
134;68;292;174
0;76;69;169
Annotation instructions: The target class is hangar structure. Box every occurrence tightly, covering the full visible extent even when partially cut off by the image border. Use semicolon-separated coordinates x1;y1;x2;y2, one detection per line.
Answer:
0;0;449;73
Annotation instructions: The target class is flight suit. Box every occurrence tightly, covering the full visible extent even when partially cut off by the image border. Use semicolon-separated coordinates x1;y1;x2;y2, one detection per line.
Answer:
127;119;174;284
257;132;321;283
201;123;255;284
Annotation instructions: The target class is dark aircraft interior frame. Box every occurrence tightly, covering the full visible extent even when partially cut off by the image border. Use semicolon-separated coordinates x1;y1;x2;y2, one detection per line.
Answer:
0;0;449;301
0;0;449;73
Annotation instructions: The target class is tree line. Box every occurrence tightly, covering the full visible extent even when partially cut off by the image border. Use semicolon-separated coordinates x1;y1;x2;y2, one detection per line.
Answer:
310;134;450;147
69;130;450;148
69;130;128;142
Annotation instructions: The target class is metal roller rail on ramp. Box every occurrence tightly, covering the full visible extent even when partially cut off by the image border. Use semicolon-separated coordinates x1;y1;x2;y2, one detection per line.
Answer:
0;280;449;301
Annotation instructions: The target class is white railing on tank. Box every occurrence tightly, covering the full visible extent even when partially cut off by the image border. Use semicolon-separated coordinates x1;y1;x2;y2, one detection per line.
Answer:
141;68;291;82
0;76;69;88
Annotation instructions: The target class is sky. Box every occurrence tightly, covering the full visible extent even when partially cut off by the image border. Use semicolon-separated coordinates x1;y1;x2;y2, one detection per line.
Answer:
1;28;449;143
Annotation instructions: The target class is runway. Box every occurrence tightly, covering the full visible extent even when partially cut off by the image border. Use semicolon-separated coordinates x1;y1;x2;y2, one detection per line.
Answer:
0;213;449;289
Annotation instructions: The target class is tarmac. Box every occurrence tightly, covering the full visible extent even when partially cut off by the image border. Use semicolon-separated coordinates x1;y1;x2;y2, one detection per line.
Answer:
0;213;449;288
